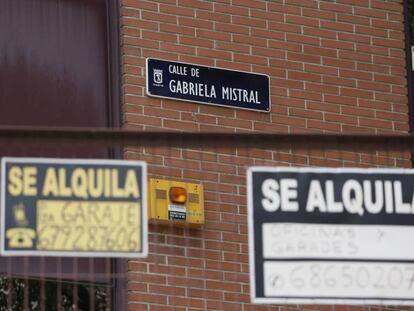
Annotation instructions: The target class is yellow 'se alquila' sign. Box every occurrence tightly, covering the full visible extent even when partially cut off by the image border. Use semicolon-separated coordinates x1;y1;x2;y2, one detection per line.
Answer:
1;157;147;257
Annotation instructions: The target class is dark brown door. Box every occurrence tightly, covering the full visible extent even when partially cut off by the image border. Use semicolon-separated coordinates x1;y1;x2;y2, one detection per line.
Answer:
0;0;121;309
0;0;117;128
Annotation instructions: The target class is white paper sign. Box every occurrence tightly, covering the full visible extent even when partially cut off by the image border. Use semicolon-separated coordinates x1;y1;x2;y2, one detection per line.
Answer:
248;167;414;305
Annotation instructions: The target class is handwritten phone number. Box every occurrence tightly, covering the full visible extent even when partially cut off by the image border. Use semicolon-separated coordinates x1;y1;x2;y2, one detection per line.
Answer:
266;262;414;295
37;225;140;252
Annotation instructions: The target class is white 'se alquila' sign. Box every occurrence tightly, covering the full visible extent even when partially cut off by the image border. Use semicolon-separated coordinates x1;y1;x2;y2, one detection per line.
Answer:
248;167;414;305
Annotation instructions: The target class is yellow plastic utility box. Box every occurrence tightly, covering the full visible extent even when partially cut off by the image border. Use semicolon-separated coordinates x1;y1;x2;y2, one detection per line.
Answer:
148;179;204;226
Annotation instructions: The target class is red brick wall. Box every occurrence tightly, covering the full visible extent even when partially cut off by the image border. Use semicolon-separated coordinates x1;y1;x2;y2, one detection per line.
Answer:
120;0;410;310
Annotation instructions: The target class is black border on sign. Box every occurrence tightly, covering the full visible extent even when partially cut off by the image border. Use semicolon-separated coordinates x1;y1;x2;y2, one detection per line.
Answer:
145;57;271;113
247;166;414;305
0;157;148;258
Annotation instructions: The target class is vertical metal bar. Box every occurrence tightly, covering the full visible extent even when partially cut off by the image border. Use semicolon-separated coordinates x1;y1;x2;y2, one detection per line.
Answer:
107;0;123;305
6;258;12;309
89;258;95;310
112;258;127;310
106;0;121;131
23;257;29;310
57;257;62;310
106;258;112;311
40;257;45;311
73;258;78;311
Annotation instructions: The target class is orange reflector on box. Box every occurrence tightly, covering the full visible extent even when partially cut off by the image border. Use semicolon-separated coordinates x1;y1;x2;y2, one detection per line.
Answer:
169;187;187;204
